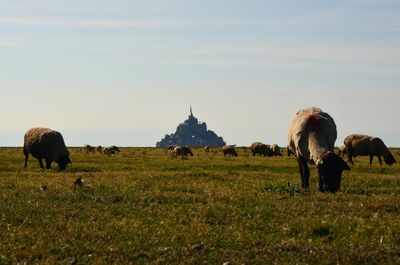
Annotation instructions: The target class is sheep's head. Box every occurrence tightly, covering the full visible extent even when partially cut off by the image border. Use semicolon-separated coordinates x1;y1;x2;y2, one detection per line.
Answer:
57;155;72;170
384;153;396;165
317;152;350;193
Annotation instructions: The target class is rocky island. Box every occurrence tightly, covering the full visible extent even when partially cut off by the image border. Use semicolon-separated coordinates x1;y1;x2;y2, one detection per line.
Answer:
156;108;226;147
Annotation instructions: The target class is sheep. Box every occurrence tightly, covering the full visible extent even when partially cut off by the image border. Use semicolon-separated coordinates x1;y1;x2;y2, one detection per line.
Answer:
250;142;273;157
270;144;283;156
83;144;95;154
96;145;103;153
288;107;350;193
222;145;238;157
204;146;209;153
344;134;396;166
23;127;72;170
337;145;347;158
104;145;120;155
172;145;193;157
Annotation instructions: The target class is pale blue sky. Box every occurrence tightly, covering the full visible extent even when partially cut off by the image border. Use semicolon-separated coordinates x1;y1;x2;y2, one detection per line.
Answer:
1;0;399;147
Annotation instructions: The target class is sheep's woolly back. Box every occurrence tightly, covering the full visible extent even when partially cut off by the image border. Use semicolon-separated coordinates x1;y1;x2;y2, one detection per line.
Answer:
270;144;281;155
222;145;237;155
288;107;337;164
344;134;391;157
24;127;69;161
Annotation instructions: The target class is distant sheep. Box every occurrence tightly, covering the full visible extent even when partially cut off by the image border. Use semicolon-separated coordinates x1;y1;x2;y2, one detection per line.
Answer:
250;142;272;157
23;127;71;170
84;144;95;154
204;146;209;153
288;107;349;193
96;145;103;153
344;134;396;166
270;144;283;156
222;145;238;157
104;145;120;155
172;145;193;157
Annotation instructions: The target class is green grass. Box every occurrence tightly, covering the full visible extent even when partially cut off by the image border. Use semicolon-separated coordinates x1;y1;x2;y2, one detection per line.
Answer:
1;147;400;264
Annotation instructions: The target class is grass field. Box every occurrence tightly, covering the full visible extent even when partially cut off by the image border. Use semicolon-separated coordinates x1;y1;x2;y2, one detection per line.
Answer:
1;147;400;264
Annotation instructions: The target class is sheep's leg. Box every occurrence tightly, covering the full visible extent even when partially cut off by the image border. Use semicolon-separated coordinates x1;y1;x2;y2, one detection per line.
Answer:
45;159;51;169
38;159;44;169
296;156;310;189
378;156;382;165
347;152;354;164
24;154;29;168
369;155;374;165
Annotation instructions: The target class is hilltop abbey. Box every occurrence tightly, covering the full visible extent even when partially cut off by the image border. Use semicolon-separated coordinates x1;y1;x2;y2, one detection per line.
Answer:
156;108;226;147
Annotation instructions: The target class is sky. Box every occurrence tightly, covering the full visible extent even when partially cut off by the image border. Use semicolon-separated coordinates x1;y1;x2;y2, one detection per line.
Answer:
0;0;399;147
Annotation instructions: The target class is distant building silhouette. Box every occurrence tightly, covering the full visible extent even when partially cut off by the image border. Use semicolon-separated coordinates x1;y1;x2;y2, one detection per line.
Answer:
156;108;226;147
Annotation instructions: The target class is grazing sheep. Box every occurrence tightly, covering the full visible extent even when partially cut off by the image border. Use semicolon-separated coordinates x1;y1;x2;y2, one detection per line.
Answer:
344;134;396;166
222;145;238;157
172;145;193;157
337;145;347;158
250;142;272;157
104;145;120;155
204;146;209;153
270;144;283;156
96;145;103;153
23;127;71;170
84;144;95;154
288;107;350;193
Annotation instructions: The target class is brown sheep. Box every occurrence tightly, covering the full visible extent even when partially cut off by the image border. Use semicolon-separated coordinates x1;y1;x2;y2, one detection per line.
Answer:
172;145;193;157
270;144;283;156
288;107;349;193
344;134;396;166
23;127;71;170
250;142;272;157
104;145;120;155
84;144;95;154
222;145;238;157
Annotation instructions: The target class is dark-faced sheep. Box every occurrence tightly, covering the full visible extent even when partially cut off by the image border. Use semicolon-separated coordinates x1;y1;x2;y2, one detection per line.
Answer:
104;145;120;155
270;144;283;156
172;145;193;157
250;142;272;157
222;145;238;157
344;134;396;166
96;145;103;153
23;127;71;170
84;144;95;154
288;107;350;193
204;146;209;153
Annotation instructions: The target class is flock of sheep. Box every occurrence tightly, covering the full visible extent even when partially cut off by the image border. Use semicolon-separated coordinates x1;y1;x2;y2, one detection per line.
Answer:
22;106;396;193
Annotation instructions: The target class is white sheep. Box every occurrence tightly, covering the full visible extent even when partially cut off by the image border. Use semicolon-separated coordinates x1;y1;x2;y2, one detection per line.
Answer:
288;107;349;192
